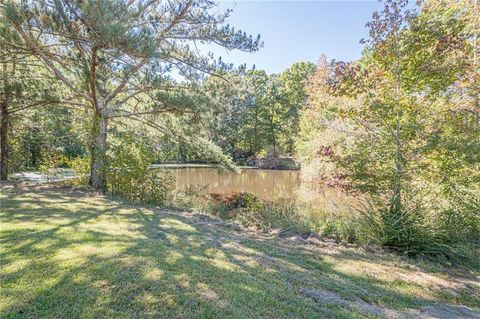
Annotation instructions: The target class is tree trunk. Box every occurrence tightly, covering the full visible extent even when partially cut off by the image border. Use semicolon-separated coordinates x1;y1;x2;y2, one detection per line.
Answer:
392;119;403;213
393;34;403;213
271;120;277;155
89;113;108;191
0;100;8;180
253;103;259;156
473;0;478;128
475;98;479;128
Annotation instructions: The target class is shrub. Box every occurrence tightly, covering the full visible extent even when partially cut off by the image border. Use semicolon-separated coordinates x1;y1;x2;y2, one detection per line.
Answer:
65;156;91;185
358;202;429;254
168;184;209;209
106;134;175;205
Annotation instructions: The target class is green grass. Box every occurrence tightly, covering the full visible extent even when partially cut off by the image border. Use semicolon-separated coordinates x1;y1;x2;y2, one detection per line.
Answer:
1;185;479;318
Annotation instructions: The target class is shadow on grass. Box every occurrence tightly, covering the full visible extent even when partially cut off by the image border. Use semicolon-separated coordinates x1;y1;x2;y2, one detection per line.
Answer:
0;186;478;318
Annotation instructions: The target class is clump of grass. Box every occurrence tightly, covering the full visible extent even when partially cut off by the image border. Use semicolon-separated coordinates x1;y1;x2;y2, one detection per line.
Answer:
354;193;480;263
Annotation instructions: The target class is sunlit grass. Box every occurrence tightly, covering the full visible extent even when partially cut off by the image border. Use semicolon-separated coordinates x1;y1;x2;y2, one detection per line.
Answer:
1;185;479;318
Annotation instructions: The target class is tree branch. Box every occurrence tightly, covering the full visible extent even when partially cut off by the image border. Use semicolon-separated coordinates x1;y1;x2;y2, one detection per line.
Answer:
11;22;93;103
105;0;194;104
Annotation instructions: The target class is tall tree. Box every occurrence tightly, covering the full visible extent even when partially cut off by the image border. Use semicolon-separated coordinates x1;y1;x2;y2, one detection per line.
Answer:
203;73;250;160
280;62;316;154
363;0;415;215
246;70;268;157
3;0;260;190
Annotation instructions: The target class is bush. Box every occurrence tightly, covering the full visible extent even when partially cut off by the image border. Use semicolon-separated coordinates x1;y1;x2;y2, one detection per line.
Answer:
106;134;175;205
358;202;430;254
64;156;91;185
168;184;209;209
109;169;175;205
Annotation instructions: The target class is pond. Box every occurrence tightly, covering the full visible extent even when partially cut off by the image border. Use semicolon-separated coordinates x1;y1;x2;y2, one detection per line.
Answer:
156;167;356;210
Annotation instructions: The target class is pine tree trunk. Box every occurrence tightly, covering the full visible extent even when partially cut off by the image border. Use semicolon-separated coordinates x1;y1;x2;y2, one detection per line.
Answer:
1;54;9;181
0;100;8;180
89;113;108;191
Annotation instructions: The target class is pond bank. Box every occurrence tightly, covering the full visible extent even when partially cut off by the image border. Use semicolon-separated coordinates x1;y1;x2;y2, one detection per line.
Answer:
1;184;479;318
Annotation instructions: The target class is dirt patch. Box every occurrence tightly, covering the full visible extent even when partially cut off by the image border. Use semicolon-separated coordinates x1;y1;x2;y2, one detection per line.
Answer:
415;305;480;319
300;288;480;319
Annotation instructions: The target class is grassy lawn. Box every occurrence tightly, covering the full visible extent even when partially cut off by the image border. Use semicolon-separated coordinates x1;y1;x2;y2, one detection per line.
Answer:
1;185;479;319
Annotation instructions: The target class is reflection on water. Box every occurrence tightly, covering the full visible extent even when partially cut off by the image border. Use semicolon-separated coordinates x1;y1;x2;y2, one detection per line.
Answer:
157;167;355;209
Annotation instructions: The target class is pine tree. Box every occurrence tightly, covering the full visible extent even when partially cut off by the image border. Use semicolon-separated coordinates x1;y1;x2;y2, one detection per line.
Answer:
3;0;260;190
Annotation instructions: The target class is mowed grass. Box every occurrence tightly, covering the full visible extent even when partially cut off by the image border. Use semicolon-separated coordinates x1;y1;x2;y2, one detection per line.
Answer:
1;185;479;319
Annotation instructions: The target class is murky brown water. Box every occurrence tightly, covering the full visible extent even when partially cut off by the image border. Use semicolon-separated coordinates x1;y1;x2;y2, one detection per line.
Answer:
157;167;354;209
163;167;300;201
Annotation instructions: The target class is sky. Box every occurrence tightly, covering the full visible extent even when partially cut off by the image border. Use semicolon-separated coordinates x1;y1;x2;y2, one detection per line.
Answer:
208;1;385;74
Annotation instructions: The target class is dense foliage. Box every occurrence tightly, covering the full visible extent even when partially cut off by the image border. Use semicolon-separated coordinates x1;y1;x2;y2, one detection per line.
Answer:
1;0;478;254
298;0;479;253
